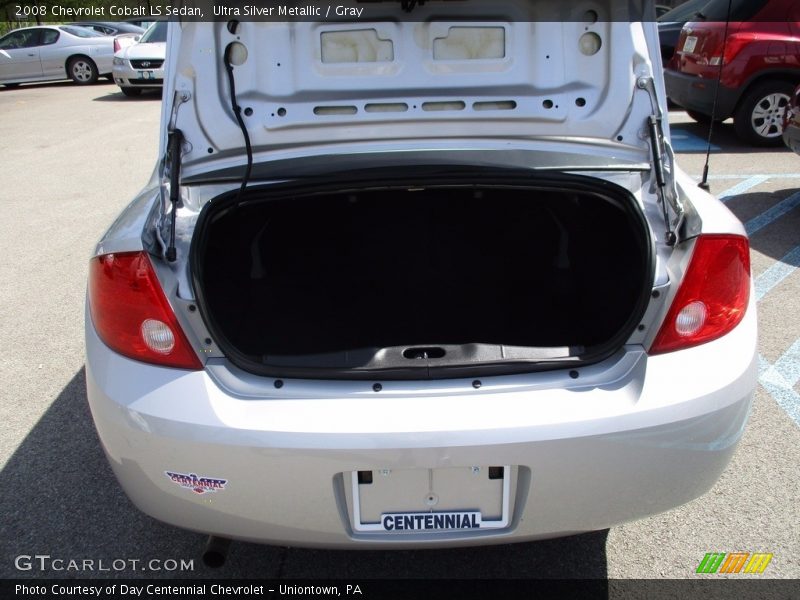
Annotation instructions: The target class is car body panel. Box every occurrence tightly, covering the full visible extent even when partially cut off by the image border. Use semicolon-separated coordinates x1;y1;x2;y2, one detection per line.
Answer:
85;1;758;549
656;0;708;61
782;83;800;153
86;290;757;546
113;21;167;91
664;0;800;137
0;26;113;84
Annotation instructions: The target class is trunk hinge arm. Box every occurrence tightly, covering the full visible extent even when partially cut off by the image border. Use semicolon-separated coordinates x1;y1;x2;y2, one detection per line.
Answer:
164;128;183;262
161;90;191;262
637;76;683;246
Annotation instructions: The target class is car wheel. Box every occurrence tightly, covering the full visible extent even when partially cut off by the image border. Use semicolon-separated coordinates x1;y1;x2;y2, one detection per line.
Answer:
68;57;99;85
733;81;794;146
120;87;142;97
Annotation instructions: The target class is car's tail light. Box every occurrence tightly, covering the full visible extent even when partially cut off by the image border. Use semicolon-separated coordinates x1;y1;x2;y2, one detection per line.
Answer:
649;235;750;355
88;251;202;370
708;32;756;66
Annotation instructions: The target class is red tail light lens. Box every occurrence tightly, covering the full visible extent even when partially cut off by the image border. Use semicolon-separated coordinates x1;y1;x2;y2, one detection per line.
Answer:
88;251;202;370
650;235;750;355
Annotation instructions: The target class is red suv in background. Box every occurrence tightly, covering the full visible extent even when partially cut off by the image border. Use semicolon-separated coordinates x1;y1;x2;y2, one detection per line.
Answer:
664;0;800;146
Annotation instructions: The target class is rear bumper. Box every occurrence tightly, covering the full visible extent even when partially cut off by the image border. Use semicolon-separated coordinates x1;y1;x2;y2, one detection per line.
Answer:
85;300;758;548
664;69;739;119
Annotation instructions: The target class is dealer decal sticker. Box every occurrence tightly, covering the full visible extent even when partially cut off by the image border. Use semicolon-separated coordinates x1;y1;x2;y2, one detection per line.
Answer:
165;471;227;494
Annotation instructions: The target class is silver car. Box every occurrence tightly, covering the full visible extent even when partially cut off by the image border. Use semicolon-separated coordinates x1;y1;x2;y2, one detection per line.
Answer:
0;25;114;87
112;20;167;97
86;1;757;566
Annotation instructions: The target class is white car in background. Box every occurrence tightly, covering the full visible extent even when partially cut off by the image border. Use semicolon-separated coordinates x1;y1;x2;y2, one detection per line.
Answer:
0;25;114;87
112;20;167;97
86;1;757;567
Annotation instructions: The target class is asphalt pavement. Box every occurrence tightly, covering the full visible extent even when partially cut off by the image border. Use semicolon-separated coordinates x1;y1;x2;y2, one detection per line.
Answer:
0;82;798;584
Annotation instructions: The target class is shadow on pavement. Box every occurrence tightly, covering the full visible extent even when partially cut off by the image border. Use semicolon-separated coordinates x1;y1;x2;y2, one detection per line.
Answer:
0;80;115;92
724;188;800;264
0;369;610;580
92;90;163;102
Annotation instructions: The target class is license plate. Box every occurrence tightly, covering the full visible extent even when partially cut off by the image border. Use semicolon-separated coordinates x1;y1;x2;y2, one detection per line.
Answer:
682;36;698;54
350;466;511;532
137;70;155;79
381;511;481;531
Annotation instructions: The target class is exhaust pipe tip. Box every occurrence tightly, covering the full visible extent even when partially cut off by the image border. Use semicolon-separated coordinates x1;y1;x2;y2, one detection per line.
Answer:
202;535;232;568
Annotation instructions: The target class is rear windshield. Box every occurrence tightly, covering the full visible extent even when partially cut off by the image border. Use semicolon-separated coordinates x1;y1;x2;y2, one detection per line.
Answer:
60;26;103;38
696;0;770;21
140;21;167;43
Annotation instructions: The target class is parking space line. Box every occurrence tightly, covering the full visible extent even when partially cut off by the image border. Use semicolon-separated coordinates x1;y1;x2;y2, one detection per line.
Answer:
745;192;800;236
754;245;800;302
704;173;800;179
759;341;800;427
670;128;721;153
718;176;771;202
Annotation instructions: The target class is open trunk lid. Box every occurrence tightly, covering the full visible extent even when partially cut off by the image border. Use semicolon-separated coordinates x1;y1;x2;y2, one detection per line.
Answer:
159;0;673;181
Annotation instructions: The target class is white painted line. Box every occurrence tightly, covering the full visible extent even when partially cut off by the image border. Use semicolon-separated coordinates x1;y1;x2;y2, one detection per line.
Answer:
718;175;770;202
759;343;800;427
754;245;800;302
698;173;800;180
745;192;800;236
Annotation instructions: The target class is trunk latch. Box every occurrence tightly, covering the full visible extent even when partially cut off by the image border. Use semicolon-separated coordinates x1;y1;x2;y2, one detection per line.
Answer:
403;347;446;360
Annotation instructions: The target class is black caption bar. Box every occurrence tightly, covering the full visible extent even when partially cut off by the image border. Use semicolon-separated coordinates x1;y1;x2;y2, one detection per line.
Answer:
4;579;800;600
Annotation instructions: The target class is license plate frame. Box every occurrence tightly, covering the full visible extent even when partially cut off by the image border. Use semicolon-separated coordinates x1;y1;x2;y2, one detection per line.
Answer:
350;466;511;532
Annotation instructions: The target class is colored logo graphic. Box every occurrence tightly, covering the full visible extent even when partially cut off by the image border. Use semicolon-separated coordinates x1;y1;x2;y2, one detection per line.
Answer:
164;471;227;494
696;553;773;574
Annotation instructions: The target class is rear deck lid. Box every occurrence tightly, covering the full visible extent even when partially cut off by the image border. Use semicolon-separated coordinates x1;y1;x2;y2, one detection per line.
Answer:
160;0;670;179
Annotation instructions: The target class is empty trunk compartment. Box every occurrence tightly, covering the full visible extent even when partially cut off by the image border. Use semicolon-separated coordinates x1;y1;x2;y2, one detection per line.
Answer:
191;169;654;379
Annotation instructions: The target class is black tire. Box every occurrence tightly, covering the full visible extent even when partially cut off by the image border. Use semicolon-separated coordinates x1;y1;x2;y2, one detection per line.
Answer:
733;81;794;146
67;56;98;85
685;109;717;124
120;87;142;97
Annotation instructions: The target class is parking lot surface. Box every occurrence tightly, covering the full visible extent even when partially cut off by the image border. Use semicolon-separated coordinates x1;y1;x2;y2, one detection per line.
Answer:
0;82;798;580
